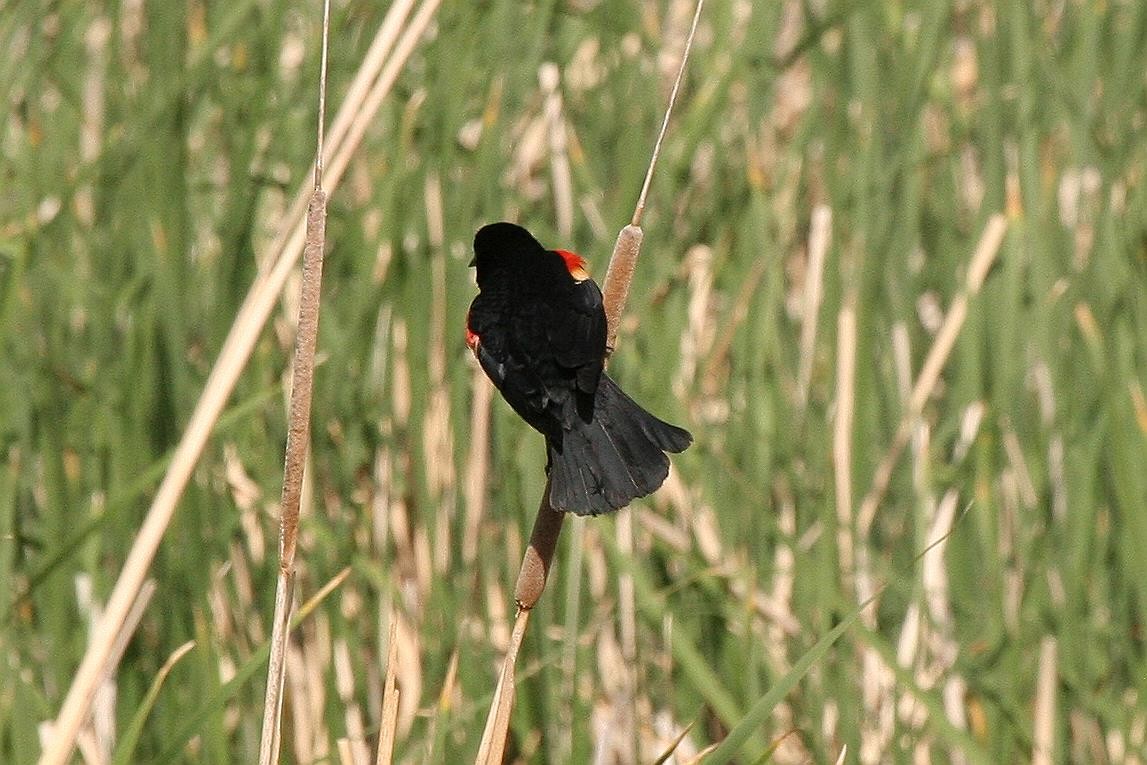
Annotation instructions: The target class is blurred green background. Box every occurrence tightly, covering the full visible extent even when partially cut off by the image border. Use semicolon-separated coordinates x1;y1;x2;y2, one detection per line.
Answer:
3;0;1146;762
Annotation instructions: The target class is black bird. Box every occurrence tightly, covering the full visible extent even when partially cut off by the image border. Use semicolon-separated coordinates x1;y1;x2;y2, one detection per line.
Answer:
466;222;691;515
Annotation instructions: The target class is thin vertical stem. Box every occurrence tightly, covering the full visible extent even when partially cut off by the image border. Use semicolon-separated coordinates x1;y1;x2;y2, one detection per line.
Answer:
632;0;705;227
477;1;706;761
257;1;332;760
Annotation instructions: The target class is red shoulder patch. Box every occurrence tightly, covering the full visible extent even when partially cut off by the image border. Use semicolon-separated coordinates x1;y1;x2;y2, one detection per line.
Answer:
465;309;479;351
555;249;590;282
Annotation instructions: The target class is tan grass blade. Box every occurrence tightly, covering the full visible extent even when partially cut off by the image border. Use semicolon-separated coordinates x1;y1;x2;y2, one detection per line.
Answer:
374;617;400;765
832;277;858;587
652;720;695;765
1032;637;1058;765
797;205;832;408
336;738;356;765
422;648;460;763
614;508;639;760
541;62;575;238
107;639;195;765
680;741;720;765
462;368;494;565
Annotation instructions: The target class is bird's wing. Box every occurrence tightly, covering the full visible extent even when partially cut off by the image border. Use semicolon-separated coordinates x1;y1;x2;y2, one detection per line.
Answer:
545;278;606;395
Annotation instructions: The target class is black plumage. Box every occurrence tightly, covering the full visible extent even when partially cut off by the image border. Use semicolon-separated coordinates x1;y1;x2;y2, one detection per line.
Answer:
466;222;691;515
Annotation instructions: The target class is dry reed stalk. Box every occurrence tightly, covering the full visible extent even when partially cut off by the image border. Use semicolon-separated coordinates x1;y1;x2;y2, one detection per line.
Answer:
423;172;457;575
557;518;585;761
257;0;333;759
832;279;858;588
680;742;721;765
652;721;696;765
889;322;926;734
333;638;372;765
768;479;797;632
541;62;575;238
70;574;155;761
40;579;156;760
286;640;320;762
323;0;443;213
422;650;460;763
699;256;767;396
476;2;705;761
797;205;831;408
475;609;532;764
829;278;860;755
895;398;977;764
858;553;895;764
376;606;421;739
374;618;400;765
672;243;715;397
929;492;971;763
76;16;110;228
37;4;440;763
462;367;494;566
1032;637;1058;765
615;507;639;762
263;0;418;277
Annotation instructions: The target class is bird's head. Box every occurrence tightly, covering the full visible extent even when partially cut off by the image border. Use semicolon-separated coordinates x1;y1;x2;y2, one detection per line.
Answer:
470;222;545;272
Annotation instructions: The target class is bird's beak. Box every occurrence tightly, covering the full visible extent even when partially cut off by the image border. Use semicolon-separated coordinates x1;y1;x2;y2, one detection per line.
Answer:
468;255;476;267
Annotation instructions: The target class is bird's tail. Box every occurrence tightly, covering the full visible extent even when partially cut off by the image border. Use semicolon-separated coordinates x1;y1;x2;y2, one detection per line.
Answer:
548;374;692;516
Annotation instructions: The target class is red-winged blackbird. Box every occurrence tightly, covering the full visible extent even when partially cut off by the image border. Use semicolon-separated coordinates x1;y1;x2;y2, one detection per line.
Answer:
466;222;692;516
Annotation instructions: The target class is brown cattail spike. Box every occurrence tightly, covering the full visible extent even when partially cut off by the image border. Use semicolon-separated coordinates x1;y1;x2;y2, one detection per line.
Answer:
513;481;566;610
601;224;644;353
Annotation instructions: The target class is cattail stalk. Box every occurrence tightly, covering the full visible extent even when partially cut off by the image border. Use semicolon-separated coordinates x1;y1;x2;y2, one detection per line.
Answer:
257;0;332;760
36;5;440;763
475;1;705;760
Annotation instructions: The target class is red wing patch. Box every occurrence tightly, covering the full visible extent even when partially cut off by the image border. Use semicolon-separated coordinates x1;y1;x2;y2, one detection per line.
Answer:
555;249;590;282
465;309;479;351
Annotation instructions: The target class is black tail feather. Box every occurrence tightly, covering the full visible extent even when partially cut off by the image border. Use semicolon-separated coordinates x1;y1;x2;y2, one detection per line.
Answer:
548;375;692;515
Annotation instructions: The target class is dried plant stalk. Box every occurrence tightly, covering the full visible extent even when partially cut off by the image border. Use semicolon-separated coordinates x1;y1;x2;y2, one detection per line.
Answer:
37;6;439;763
264;0;418;278
1032;636;1058;765
258;187;329;765
832;282;858;585
475;610;531;764
797;205;832;407
476;1;705;761
258;0;333;758
462;369;494;566
374;618;401;765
